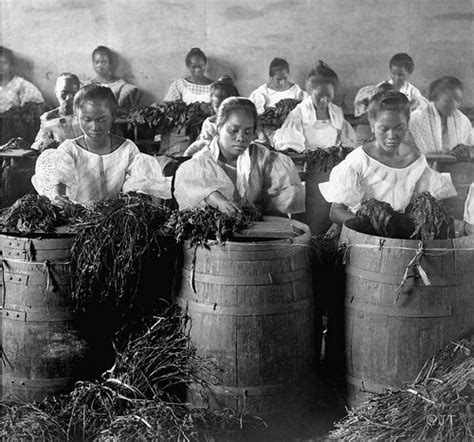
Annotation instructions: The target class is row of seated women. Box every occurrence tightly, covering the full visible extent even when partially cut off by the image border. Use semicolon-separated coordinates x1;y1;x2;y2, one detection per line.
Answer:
2;44;473;157
31;81;472;236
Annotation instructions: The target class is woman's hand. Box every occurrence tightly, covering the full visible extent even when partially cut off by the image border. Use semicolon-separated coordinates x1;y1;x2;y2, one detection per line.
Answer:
51;194;72;208
324;223;342;239
205;191;241;215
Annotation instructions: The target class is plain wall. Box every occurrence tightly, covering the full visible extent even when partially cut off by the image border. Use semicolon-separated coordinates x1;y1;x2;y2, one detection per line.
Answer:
2;0;473;110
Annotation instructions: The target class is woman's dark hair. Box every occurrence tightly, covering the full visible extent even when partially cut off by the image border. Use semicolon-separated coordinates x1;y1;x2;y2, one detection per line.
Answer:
269;58;290;77
389;53;415;74
211;75;240;98
307;60;339;88
429;76;463;102
376;81;394;93
185;48;207;66
92;45;113;61
368;90;410;121
0;46;14;65
216;97;258;132
57;72;81;89
73;84;119;116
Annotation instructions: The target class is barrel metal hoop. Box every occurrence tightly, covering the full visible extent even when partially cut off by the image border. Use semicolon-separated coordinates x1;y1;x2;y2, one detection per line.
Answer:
346;264;473;287
345;299;453;318
176;297;312;316
2;375;74;388
182;268;309;286
1;308;73;322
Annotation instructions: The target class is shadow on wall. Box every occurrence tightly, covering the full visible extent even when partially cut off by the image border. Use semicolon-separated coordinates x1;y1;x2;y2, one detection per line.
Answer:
206;56;240;92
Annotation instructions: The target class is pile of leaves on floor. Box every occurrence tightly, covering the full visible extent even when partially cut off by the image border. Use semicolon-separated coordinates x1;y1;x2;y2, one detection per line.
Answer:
350;192;455;240
329;334;473;441
0;306;255;441
127;101;213;139
305;145;353;173
259;98;301;127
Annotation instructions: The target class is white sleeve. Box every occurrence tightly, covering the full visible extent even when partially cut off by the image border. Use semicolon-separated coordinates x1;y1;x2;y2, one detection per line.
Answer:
249;87;267;115
273;109;307;153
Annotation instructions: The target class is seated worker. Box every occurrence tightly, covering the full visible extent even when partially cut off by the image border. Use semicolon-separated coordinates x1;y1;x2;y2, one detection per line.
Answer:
90;45;141;111
174;97;304;215
319;91;465;235
32;84;170;205
249;57;305;115
274;70;356;153
184;75;239;156
0;46;44;142
409;76;473;156
354;52;428;118
31;73;82;152
164;48;214;104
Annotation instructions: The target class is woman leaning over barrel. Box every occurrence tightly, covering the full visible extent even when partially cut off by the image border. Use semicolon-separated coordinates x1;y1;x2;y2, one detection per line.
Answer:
174;97;305;215
319;91;473;235
32;84;171;205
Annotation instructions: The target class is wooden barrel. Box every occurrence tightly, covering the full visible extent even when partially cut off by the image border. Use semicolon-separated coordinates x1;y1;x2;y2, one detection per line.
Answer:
174;217;317;416
341;219;474;406
305;167;332;236
438;162;474;220
0;233;87;402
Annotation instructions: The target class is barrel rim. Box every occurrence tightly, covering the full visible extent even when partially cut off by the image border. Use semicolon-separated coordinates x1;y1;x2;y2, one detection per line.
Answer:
342;218;473;248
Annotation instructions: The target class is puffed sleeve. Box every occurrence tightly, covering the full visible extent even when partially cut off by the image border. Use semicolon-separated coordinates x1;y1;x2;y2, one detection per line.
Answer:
273;109;307;153
31;149;60;199
353;85;377;117
249;86;267;115
122;153;172;199
118;83;141;108
164;79;183;102
318;158;364;209
414;167;457;200
174;154;233;209
54;142;77;188
340;120;357;147
408;85;429;111
263;151;305;213
31;116;51;152
464;184;474;224
18;78;44;106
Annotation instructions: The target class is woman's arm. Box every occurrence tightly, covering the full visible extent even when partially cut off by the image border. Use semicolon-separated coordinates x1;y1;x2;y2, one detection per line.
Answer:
205;191;241;215
330;202;354;225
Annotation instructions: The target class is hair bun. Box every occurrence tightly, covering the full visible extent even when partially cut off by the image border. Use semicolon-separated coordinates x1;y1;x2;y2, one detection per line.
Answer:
216;75;234;85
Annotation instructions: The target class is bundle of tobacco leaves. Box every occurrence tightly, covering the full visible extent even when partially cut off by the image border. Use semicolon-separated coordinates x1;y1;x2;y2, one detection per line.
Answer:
259;98;301;127
0;194;67;233
0;136;30;151
330;334;473;440
408;192;455;240
452;144;472;162
70;194;171;312
305;145;353;172
127;101;213;136
355;198;396;238
0;307;254;441
163;204;262;246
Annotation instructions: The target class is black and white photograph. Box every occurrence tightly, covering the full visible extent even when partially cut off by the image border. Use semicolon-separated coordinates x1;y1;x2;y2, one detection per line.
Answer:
0;0;472;439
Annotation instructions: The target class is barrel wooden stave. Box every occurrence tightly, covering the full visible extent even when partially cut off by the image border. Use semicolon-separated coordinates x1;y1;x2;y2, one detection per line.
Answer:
176;218;316;415
341;223;474;406
1;234;86;402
